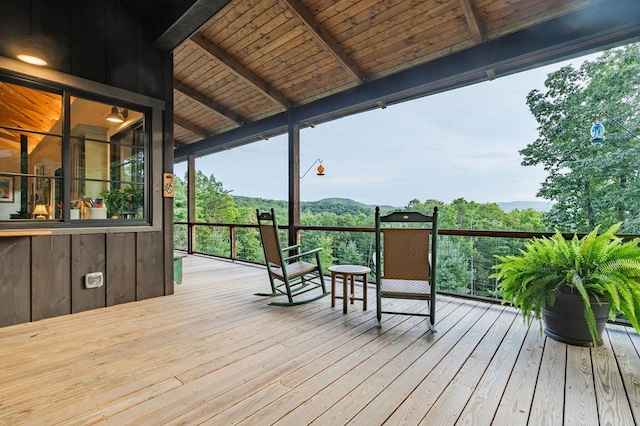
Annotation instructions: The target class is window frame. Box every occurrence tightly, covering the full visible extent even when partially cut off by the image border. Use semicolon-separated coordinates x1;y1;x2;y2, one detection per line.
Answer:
0;65;163;231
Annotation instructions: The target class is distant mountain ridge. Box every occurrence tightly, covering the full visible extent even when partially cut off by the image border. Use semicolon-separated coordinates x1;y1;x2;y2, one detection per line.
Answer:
234;195;551;214
497;201;553;212
313;197;398;211
317;198;553;213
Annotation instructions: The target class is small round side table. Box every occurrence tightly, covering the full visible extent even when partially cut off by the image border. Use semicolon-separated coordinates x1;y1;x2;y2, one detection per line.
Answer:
329;265;371;314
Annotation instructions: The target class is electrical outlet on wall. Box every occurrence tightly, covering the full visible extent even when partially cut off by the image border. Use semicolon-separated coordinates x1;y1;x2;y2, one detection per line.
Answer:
85;272;104;289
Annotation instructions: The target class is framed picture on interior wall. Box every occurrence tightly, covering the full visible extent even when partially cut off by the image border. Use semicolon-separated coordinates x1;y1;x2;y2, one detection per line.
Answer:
0;176;14;202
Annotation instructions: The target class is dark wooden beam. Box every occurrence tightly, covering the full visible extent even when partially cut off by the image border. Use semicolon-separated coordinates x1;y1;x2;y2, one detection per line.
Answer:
190;34;291;109
459;0;484;43
287;109;300;248
187;155;196;254
281;0;367;84
153;0;232;51
174;0;640;162
174;80;244;125
174;116;208;138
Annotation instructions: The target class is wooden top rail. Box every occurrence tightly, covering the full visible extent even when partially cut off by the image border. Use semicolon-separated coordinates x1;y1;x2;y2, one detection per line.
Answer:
175;221;640;241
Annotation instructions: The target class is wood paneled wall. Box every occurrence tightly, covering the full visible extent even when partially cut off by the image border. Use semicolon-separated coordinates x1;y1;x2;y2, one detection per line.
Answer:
0;232;166;326
0;238;30;325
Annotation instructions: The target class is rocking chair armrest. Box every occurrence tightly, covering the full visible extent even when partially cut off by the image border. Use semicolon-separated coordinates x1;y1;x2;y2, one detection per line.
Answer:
283;247;322;262
281;244;301;253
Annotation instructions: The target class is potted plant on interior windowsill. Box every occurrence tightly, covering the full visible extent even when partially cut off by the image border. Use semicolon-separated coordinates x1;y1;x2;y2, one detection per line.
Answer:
490;223;640;347
100;185;143;219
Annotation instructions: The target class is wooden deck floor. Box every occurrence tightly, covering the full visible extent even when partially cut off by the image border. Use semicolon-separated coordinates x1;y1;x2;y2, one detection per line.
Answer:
2;255;640;425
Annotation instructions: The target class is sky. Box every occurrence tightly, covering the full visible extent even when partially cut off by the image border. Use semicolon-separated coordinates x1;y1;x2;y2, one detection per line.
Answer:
175;52;600;208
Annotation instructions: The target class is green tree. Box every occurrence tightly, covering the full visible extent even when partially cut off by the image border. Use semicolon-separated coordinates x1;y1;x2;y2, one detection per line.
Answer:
316;234;336;271
336;240;362;265
173;175;188;222
173;171;244;255
436;236;472;294
521;43;640;232
193;171;240;223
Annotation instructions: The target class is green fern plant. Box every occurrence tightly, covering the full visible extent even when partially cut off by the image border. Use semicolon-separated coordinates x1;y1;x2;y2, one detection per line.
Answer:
491;223;640;346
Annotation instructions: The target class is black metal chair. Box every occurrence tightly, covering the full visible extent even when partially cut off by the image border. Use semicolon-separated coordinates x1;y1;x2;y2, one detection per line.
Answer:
375;206;438;331
256;209;329;306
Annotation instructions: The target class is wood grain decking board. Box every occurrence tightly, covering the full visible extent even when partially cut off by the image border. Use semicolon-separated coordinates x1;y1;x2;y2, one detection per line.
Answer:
0;255;638;425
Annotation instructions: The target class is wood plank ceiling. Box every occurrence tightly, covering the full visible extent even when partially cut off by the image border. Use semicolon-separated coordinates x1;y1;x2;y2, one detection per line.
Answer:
167;0;639;160
0;82;61;153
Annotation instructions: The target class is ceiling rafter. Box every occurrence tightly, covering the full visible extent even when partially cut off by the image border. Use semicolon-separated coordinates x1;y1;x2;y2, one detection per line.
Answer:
153;0;232;51
280;0;367;85
459;1;495;83
0;132;19;144
190;33;291;109
174;79;244;125
459;0;484;43
174;115;209;139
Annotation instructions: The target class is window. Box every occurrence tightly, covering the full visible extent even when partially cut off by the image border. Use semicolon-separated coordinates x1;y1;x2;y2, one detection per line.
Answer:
0;78;148;223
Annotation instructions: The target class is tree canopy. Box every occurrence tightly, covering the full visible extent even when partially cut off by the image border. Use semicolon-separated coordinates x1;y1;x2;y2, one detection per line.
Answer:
521;43;640;232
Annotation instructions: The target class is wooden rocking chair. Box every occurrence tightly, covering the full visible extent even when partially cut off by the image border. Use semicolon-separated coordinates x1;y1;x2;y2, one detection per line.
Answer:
375;206;438;331
256;209;329;306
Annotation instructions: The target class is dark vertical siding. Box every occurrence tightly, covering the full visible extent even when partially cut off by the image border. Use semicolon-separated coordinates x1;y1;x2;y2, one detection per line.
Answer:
105;1;139;93
106;233;137;306
41;0;72;74
0;230;169;327
0;0;168;100
0;238;30;325
136;232;165;300
71;234;107;313
32;236;71;321
70;1;107;80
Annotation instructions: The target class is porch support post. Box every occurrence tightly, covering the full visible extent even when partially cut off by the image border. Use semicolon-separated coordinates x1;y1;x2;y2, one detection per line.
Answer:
187;154;196;254
288;108;301;248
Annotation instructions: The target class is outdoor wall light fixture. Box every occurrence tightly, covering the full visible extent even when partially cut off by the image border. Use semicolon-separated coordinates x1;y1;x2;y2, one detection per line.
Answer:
106;106;128;123
301;158;325;178
19;1;47;66
17;37;47;66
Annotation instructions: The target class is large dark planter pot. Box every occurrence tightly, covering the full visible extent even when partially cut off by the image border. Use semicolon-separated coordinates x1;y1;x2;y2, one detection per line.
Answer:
542;292;610;347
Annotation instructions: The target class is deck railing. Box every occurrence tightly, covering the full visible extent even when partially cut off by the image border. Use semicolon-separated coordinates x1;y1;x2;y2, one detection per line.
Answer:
174;220;638;328
173;221;591;302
